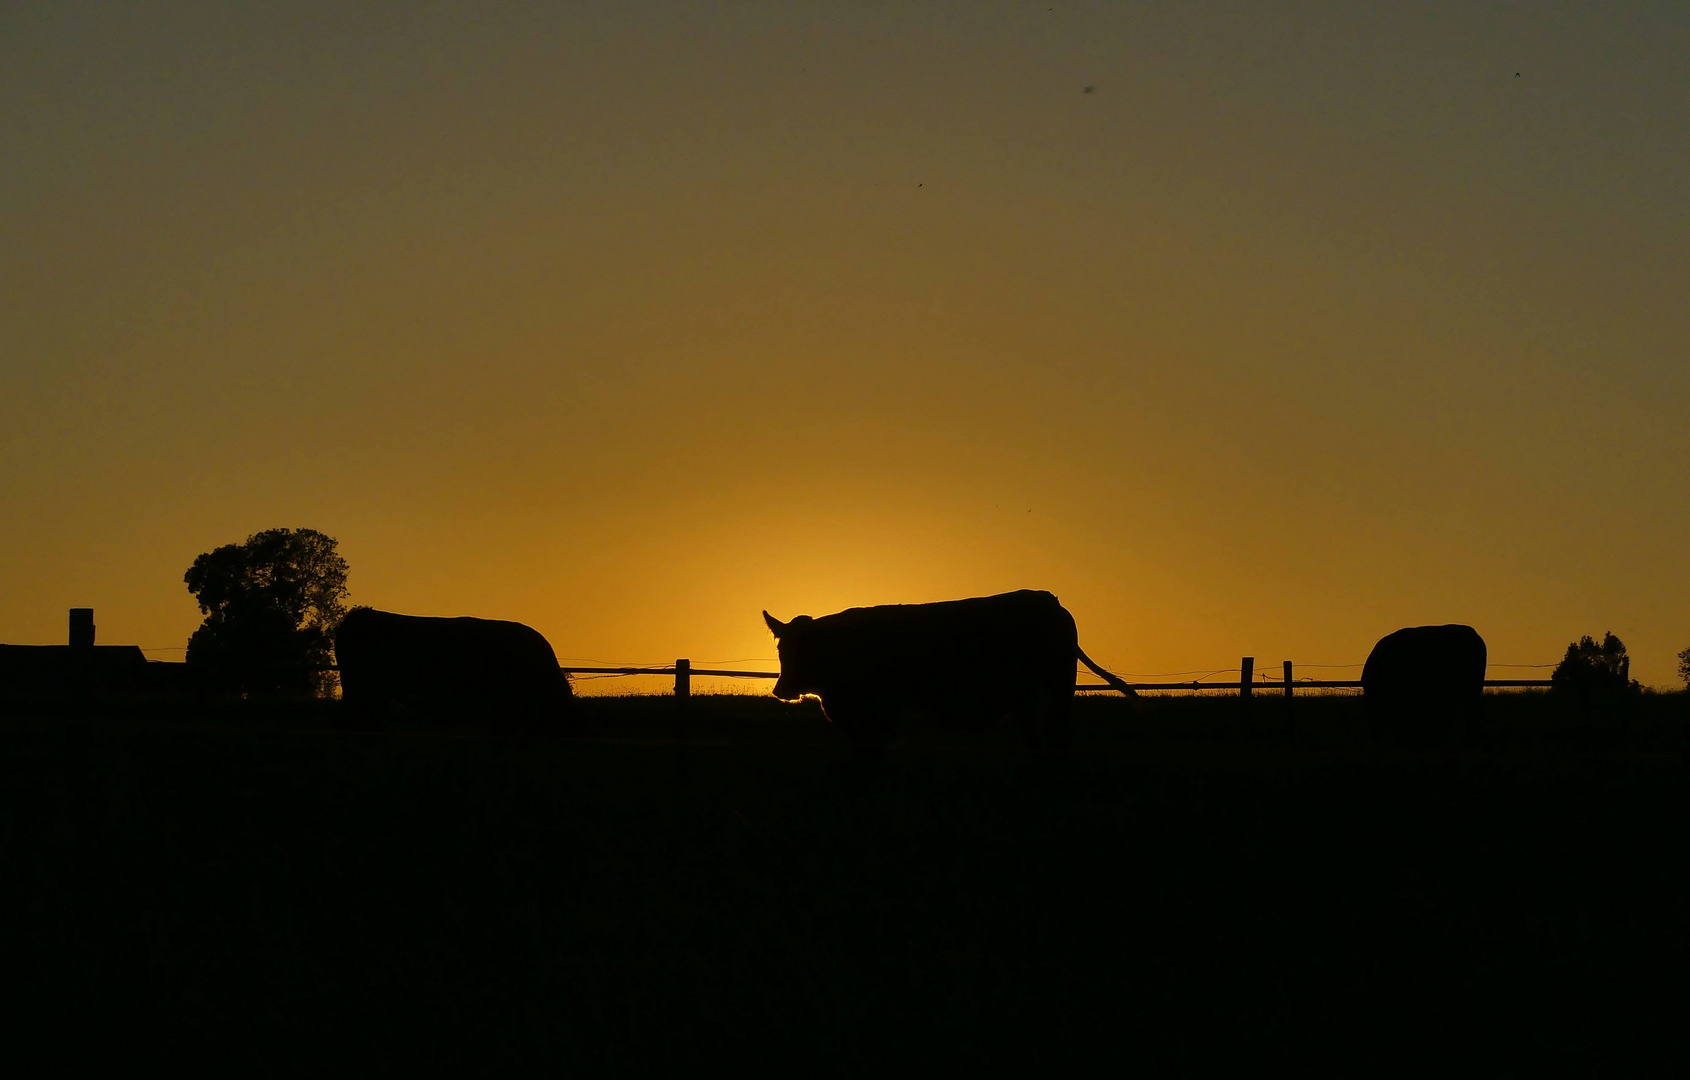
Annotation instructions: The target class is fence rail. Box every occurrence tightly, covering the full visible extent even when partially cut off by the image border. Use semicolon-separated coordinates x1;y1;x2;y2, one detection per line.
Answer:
559;659;1555;697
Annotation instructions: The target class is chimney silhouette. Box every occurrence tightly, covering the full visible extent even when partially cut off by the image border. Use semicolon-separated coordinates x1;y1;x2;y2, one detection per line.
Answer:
70;608;95;648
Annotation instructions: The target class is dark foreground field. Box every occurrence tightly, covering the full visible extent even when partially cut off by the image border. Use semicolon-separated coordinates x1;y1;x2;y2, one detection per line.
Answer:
2;692;1685;1072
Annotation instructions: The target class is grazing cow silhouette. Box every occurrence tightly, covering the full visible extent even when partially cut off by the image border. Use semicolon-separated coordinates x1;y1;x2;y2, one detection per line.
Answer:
1362;624;1486;744
335;608;575;735
763;589;1134;754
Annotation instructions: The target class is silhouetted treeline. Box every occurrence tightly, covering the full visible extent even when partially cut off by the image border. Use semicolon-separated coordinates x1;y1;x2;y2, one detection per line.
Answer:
1551;631;1638;701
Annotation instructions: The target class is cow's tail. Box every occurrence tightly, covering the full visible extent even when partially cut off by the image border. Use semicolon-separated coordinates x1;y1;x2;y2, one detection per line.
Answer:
1077;646;1138;698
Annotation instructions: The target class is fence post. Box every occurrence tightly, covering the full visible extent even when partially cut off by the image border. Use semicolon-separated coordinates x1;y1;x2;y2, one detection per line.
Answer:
1240;656;1254;699
675;658;691;699
1283;660;1293;698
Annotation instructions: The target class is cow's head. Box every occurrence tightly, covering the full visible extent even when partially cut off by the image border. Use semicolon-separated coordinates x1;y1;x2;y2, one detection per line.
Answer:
764;610;819;701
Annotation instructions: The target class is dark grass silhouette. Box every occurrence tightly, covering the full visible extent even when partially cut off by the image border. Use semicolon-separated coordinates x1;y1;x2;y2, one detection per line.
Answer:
1;691;1684;1071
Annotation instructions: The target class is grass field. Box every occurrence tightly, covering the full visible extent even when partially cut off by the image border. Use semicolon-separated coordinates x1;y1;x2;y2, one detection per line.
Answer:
2;691;1685;1072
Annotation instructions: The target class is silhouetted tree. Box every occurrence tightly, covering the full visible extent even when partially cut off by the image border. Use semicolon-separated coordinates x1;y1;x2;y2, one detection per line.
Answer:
1678;646;1690;689
1550;631;1636;700
184;528;349;697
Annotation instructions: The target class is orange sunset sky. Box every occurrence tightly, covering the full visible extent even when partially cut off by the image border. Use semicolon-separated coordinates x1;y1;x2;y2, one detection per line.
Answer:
3;2;1687;688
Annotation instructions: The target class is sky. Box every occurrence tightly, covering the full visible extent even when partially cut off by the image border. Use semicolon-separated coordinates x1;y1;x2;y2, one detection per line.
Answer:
3;1;1687;689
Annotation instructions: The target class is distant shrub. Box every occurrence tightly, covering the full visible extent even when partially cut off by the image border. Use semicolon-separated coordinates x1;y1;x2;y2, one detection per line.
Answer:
1550;632;1636;699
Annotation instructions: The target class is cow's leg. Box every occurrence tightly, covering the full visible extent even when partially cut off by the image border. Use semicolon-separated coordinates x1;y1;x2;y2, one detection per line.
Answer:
1008;686;1073;752
487;700;516;738
335;692;385;732
1016;689;1073;752
1011;694;1041;747
823;694;894;757
512;691;578;738
1040;689;1075;752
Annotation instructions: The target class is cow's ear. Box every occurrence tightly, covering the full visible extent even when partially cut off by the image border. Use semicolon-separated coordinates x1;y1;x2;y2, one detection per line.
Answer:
763;611;786;637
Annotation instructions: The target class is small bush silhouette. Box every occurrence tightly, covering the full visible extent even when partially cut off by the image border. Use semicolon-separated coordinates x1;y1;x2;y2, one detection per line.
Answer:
184;528;349;697
1550;632;1635;700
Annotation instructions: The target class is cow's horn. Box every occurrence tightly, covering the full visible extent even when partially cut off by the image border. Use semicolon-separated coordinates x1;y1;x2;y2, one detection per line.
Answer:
763;610;786;637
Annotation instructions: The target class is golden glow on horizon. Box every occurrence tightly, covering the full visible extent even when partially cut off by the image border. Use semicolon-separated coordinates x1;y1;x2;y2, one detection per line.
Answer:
2;3;1688;686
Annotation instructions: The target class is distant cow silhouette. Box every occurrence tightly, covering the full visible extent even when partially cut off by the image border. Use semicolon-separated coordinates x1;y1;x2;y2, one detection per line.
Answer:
763;590;1134;754
1362;624;1486;744
335;609;575;735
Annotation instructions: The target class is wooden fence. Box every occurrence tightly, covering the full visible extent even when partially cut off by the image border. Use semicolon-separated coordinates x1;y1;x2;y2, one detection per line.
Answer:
561;657;1555;698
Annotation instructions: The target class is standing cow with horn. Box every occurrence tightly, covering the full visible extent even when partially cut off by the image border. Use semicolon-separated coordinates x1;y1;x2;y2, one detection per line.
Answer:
764;589;1134;755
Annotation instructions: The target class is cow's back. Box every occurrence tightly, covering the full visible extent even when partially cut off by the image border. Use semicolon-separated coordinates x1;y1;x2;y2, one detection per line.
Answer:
1362;624;1486;743
798;590;1079;746
336;608;573;732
